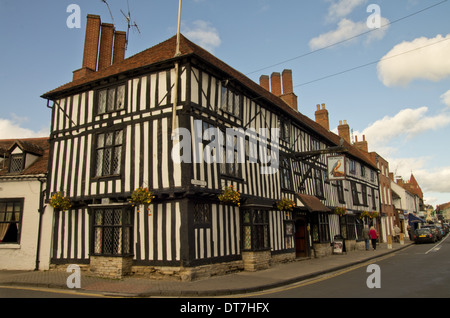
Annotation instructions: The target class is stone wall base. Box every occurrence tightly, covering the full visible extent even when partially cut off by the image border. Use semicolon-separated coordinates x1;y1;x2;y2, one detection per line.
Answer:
48;251;298;281
131;260;244;282
241;250;271;271
89;256;133;279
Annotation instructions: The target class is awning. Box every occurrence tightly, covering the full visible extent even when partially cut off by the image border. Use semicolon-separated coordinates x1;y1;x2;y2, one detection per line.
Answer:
296;193;331;213
408;213;425;224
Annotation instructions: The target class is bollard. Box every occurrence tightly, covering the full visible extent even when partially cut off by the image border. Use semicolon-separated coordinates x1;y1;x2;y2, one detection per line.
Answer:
399;233;404;245
387;235;392;249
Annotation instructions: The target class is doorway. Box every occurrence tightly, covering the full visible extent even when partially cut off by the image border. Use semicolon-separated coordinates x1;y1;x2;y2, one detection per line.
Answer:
295;219;308;258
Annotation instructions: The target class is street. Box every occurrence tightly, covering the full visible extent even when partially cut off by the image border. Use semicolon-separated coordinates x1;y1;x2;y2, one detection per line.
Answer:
245;235;450;298
0;286;105;298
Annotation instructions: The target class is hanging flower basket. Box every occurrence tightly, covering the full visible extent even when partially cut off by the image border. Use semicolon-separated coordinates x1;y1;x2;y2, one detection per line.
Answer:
49;192;72;212
129;187;155;215
218;185;240;207
334;206;347;216
276;198;296;211
360;210;379;219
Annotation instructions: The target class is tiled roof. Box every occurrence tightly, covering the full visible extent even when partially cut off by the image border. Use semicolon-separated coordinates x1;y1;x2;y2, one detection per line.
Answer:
297;193;331;213
41;34;377;169
0;138;49;177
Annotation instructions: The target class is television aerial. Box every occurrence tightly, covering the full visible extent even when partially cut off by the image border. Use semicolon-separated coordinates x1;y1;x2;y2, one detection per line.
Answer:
120;0;141;50
100;0;116;27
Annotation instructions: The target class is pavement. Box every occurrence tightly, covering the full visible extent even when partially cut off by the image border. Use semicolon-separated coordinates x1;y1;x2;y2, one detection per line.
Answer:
0;241;413;297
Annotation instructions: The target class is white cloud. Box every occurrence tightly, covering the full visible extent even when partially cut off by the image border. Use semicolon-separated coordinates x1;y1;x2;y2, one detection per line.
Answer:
441;90;450;108
359;107;450;151
0;117;48;139
326;0;368;22
349;106;450;198
309;17;389;50
182;20;221;53
377;34;450;87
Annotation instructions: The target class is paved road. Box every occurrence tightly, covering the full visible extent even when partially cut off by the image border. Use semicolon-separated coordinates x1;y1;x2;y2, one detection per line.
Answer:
244;235;450;298
0;286;105;298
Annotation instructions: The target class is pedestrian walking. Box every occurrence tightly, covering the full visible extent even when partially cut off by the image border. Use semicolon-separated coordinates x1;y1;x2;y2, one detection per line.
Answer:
369;226;378;250
362;225;370;251
393;224;401;243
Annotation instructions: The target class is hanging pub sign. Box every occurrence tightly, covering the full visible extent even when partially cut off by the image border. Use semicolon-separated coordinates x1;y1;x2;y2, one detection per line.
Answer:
327;155;346;180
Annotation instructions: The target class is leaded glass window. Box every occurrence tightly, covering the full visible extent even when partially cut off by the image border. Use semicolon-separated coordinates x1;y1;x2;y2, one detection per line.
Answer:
92;207;133;256
95;130;123;177
97;84;126;114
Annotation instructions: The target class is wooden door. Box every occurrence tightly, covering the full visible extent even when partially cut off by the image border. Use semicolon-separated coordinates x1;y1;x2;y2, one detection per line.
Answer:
295;219;307;257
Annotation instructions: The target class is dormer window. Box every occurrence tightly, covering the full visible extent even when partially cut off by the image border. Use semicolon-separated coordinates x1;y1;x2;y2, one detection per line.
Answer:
6;140;43;174
9;154;24;173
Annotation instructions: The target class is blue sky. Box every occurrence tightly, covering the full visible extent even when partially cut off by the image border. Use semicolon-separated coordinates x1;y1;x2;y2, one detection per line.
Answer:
1;0;449;207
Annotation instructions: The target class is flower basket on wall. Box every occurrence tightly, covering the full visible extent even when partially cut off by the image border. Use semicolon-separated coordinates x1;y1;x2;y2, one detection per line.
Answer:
334;206;347;217
218;185;240;207
360;210;379;219
276;198;296;212
49;192;72;212
129;187;155;215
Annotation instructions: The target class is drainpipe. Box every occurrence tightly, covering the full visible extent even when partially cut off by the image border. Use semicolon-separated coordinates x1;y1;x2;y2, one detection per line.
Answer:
35;176;47;271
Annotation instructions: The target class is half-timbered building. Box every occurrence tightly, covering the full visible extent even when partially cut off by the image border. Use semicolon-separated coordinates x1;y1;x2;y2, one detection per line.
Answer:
41;14;380;279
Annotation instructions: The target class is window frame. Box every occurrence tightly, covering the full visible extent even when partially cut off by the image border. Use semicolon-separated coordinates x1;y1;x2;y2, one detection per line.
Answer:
9;154;24;173
336;180;345;204
193;202;211;228
312;212;330;243
219;84;241;118
314;168;324;198
280;157;293;191
0;198;24;244
351;181;360;205
96;83;126;115
91;206;133;257
93;129;124;179
241;210;270;251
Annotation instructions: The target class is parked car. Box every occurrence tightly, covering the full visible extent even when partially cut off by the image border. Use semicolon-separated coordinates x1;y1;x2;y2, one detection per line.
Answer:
436;225;445;237
414;228;437;244
443;224;450;235
422;225;442;241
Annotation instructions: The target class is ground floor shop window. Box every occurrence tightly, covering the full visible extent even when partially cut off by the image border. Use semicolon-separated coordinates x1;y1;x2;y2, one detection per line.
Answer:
242;210;269;251
340;215;357;240
355;218;364;240
0;199;23;244
312;212;330;243
92;207;133;256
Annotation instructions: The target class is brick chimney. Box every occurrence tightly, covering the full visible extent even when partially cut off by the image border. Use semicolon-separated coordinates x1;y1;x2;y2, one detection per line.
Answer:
280;69;298;111
259;75;270;91
98;23;115;70
338;120;350;144
315;103;329;130
354;135;368;152
113;31;127;64
259;70;298;111
271;72;282;96
73;14;101;81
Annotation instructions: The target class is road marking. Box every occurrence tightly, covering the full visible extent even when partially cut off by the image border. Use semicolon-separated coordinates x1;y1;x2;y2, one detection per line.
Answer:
0;285;109;298
425;234;448;255
224;254;396;298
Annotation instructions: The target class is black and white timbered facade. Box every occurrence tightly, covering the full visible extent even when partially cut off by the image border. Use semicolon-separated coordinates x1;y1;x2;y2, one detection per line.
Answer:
42;15;380;278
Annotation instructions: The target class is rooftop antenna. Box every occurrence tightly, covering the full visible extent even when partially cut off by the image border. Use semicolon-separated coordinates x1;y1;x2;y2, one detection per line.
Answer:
121;0;141;50
100;0;116;27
